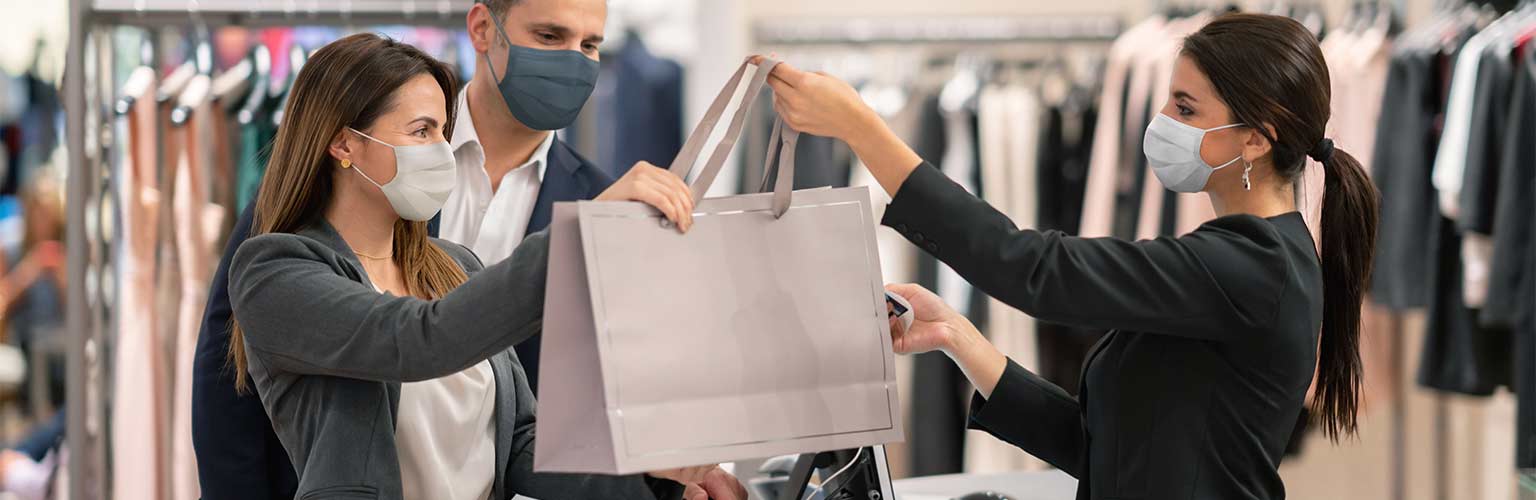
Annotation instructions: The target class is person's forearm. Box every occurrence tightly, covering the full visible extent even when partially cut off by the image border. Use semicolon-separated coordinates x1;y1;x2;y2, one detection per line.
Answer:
943;326;1009;400
843;109;924;199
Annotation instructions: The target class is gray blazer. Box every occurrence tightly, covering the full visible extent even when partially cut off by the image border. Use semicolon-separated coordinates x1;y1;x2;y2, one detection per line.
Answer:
228;220;682;500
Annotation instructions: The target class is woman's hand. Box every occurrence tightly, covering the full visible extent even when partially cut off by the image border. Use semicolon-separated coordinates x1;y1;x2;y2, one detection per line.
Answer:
755;58;877;143
753;56;924;199
649;465;747;500
597;161;695;233
886;283;1008;399
885;283;978;355
682;466;748;500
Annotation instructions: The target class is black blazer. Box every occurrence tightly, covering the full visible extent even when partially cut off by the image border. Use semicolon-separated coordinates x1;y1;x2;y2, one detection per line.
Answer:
883;163;1323;500
190;137;610;500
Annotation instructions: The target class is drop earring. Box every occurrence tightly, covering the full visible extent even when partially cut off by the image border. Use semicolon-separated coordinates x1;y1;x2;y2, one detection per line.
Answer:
1242;161;1252;191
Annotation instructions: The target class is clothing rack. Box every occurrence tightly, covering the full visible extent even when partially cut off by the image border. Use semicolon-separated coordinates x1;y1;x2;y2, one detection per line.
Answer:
61;1;476;498
752;16;1123;46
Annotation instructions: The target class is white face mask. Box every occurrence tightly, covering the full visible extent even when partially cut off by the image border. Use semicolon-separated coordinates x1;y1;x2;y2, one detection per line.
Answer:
1142;113;1245;193
347;128;456;221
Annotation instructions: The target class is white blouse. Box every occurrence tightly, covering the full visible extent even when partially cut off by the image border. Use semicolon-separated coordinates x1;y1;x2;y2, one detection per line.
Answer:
380;285;498;500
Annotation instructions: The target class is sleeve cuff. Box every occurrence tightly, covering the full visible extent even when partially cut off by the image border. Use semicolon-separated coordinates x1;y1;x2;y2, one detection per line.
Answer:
644;475;686;500
881;161;962;255
967;357;1035;432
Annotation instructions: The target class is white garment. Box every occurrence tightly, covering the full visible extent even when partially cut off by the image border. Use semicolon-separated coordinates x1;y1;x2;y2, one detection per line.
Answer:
373;282;499;500
1431;27;1495;221
396;360;499;500
441;86;554;264
967;84;1046;474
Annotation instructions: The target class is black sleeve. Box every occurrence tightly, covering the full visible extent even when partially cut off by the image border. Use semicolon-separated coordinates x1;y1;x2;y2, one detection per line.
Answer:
1483;58;1536;327
967;358;1087;477
881;162;1290;341
191;202;297;499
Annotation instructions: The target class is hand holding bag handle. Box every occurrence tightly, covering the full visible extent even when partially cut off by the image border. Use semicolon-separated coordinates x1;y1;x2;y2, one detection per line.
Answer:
666;57;798;218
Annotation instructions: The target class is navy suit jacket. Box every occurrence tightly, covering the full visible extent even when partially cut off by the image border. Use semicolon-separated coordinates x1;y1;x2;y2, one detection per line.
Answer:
191;138;612;500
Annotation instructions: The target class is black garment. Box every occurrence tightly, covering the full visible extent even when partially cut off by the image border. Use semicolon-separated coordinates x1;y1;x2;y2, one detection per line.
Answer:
1417;212;1514;395
1491;50;1536;468
1369;48;1442;309
1485;49;1536;329
885;162;1322;499
1456;45;1513;237
191;202;300;500
596;34;685;179
1034;100;1105;394
1417;42;1518;396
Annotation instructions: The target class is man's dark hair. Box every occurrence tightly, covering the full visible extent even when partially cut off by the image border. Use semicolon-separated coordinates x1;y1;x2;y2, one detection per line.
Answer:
478;0;523;18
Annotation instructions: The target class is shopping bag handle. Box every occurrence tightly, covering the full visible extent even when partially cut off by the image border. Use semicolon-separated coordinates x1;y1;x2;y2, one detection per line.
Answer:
666;57;796;219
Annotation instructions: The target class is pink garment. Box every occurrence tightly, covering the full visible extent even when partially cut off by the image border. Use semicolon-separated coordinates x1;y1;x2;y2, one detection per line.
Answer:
1137;15;1216;239
1081;17;1165;238
171;81;226;500
112;69;167;500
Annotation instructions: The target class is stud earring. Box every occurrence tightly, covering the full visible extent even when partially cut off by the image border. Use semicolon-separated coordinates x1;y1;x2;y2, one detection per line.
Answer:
1242;161;1252;191
341;159;352;169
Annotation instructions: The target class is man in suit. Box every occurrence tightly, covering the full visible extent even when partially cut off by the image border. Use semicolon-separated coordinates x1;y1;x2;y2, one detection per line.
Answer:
189;1;739;498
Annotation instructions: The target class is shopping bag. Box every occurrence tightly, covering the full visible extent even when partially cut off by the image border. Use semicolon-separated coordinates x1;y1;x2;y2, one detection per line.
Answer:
534;57;904;475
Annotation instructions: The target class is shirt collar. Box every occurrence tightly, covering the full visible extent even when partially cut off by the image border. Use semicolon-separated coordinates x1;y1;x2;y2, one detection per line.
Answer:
452;82;554;183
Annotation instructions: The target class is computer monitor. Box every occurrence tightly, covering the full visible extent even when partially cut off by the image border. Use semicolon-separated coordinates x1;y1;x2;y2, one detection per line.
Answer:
776;446;896;500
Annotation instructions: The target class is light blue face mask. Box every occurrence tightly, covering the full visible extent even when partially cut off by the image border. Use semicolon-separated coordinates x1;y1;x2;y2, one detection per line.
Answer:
484;14;600;131
1143;113;1246;193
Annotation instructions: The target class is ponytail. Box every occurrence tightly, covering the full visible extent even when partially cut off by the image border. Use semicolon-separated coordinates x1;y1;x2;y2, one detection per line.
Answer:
1310;144;1379;442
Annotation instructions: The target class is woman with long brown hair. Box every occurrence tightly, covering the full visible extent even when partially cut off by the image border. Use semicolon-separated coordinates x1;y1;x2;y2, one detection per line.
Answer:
225;33;732;500
759;12;1379;499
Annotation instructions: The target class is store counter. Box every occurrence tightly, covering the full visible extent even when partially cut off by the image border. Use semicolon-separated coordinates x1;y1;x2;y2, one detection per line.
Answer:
893;470;1077;499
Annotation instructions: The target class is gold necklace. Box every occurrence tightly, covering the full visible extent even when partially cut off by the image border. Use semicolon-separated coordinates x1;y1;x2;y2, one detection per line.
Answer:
354;250;393;260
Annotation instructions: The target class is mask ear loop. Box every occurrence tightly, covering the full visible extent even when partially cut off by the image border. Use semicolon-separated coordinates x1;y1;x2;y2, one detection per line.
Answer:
482;12;516;85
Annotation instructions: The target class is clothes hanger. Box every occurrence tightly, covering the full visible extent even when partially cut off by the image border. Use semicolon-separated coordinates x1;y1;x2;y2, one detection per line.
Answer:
212;53;253;110
236;44;271;126
172;17;214;127
270;44;307;127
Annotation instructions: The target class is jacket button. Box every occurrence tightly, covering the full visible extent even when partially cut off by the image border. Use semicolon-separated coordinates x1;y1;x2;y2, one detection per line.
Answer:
911;233;926;244
925;242;939;253
895;224;909;233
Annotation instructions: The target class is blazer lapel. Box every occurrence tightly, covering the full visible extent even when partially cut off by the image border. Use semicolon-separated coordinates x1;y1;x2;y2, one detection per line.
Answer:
527;140;593;235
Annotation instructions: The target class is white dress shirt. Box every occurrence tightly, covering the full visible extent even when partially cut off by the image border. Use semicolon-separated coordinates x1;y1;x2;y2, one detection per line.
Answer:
441;87;556;264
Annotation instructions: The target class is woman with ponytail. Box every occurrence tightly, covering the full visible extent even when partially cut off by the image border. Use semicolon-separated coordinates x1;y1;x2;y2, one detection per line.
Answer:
758;12;1379;500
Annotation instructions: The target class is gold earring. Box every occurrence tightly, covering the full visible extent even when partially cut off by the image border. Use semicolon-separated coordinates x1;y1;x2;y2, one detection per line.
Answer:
341;159;352;169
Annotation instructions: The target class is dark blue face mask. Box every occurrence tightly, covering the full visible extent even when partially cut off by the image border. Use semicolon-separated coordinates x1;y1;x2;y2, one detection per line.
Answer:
485;15;599;131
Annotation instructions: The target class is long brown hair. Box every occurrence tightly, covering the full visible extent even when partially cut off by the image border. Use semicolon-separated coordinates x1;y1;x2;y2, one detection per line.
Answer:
229;33;468;392
1182;13;1381;441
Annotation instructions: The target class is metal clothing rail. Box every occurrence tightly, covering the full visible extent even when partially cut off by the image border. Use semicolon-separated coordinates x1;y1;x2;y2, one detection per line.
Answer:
753;15;1123;45
61;1;476;498
87;0;473;27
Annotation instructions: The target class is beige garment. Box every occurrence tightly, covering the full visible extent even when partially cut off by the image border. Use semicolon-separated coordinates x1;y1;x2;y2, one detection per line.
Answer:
112;68;167;500
1081;17;1166;238
171;78;227;500
966;84;1046;474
